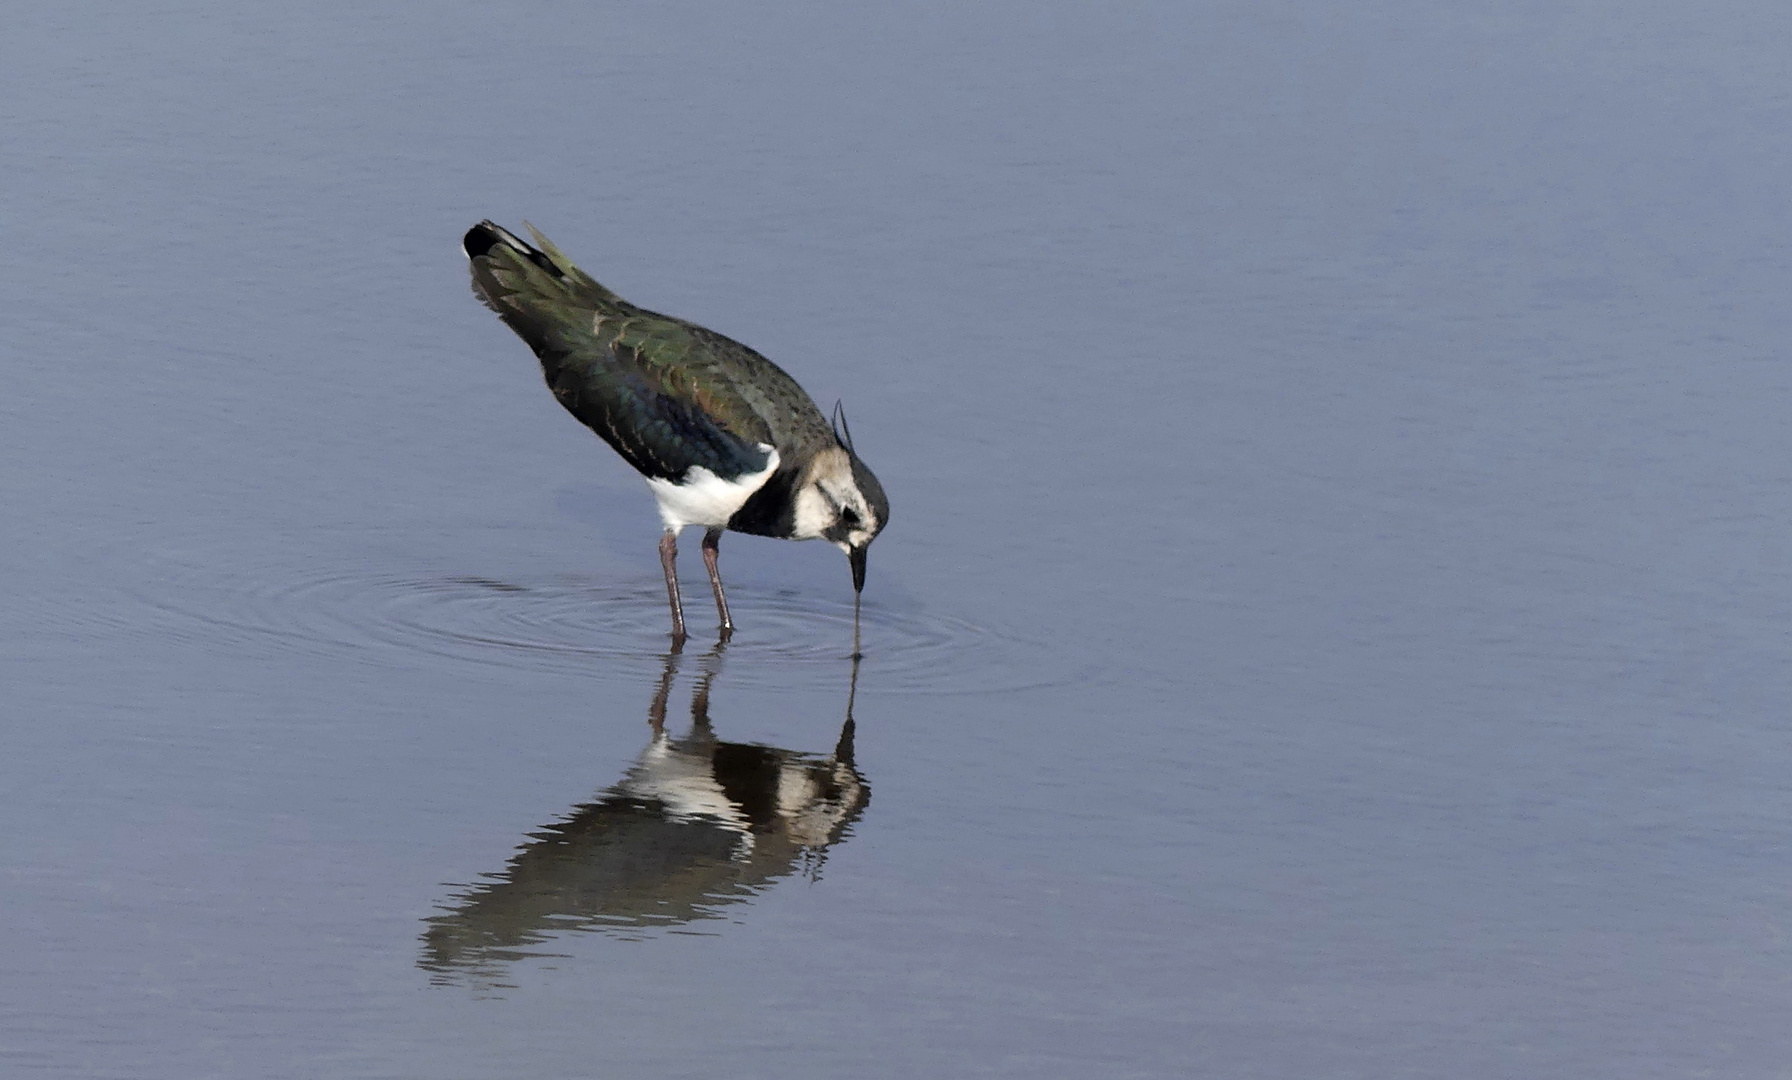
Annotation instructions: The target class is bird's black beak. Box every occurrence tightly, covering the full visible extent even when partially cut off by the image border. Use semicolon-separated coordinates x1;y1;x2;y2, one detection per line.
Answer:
849;545;868;593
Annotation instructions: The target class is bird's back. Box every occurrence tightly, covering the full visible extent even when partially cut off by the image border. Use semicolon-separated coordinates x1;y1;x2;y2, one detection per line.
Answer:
465;222;837;482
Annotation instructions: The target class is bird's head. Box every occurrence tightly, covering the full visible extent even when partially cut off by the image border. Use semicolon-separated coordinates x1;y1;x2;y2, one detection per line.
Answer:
793;407;888;593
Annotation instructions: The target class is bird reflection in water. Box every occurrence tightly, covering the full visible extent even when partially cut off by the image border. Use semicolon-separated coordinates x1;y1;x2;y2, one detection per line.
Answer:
420;644;868;982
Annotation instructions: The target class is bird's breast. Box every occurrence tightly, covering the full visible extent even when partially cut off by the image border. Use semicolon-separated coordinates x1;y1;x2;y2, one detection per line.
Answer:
643;446;780;531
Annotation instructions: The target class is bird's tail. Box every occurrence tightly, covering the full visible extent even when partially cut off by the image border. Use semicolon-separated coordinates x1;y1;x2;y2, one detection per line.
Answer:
463;221;623;348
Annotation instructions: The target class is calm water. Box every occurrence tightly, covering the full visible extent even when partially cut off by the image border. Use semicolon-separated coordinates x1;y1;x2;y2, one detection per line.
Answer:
6;2;1792;1076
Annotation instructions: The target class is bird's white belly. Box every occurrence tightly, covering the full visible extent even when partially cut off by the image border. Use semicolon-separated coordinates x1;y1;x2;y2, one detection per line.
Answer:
644;447;780;531
621;738;751;830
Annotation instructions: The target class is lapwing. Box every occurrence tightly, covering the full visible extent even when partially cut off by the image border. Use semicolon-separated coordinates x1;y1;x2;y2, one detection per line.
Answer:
463;221;889;646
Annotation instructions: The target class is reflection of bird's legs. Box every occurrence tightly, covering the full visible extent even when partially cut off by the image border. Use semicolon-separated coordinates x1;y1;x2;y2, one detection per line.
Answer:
690;639;727;735
648;644;684;734
701;527;733;638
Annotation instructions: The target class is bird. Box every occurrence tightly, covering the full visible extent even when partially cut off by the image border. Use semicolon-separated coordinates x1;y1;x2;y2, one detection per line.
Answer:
462;221;889;647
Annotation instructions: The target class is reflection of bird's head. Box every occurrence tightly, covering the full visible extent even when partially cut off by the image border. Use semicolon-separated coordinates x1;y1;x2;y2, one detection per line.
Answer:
623;706;866;850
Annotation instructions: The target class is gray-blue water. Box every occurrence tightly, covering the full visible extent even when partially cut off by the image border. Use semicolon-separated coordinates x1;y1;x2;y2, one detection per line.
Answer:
6;3;1792;1076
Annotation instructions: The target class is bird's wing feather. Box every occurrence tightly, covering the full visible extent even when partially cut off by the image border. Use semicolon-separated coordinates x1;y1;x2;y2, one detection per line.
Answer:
568;316;778;481
466;222;776;482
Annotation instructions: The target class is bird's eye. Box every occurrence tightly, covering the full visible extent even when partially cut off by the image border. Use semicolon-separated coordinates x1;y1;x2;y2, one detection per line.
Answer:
840;506;861;527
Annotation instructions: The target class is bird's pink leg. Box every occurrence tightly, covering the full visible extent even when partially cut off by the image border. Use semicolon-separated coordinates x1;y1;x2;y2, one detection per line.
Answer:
659;530;687;643
701;527;734;637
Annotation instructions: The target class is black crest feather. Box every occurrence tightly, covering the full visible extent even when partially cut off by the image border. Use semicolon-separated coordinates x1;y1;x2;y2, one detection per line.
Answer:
831;400;856;454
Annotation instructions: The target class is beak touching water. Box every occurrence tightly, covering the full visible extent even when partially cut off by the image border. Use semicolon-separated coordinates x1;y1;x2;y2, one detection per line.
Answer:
849;545;868;594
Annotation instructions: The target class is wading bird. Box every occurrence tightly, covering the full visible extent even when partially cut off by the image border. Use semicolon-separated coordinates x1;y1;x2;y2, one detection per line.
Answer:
464;222;888;647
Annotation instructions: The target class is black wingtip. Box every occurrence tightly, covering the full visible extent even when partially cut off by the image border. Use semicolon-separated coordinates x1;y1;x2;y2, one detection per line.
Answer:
463;221;503;259
464;219;568;279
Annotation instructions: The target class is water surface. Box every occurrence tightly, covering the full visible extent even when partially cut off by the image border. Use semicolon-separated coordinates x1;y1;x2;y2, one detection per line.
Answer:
6;2;1792;1077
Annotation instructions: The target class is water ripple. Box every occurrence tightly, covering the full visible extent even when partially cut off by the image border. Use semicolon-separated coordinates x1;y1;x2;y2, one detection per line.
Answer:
96;529;1075;694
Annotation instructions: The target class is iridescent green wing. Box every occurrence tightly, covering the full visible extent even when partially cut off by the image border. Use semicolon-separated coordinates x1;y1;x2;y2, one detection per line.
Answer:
466;222;776;481
574;310;781;481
